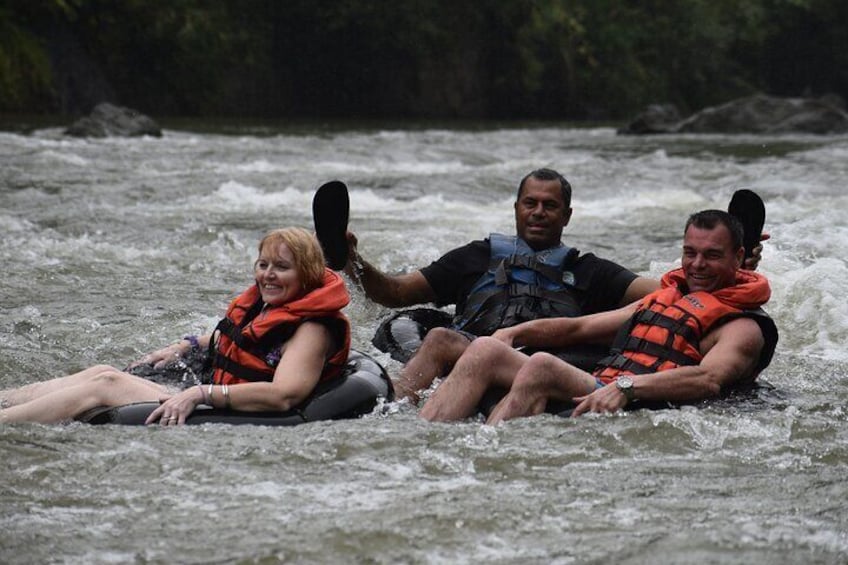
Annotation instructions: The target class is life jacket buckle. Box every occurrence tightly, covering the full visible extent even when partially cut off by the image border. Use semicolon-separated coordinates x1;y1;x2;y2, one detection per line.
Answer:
509;284;541;298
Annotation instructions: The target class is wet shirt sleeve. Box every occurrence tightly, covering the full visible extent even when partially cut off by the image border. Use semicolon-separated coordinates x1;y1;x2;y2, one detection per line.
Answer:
571;254;639;314
420;240;489;307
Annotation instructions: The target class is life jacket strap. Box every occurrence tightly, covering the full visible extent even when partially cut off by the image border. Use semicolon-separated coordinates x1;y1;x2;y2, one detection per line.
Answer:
493;255;573;286
630;309;701;346
214;317;296;359
594;353;656;375
213;352;273;383
615;336;699;367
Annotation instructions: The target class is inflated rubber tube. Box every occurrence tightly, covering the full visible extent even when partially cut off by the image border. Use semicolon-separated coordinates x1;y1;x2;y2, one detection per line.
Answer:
372;309;774;417
371;308;649;417
371;308;608;371
372;308;453;363
79;350;393;426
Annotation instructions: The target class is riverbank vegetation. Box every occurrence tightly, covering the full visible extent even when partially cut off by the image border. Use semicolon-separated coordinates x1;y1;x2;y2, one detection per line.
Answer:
1;0;845;120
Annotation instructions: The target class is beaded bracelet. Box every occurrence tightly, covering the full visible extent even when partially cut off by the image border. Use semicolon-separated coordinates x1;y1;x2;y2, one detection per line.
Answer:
196;384;209;405
182;335;200;351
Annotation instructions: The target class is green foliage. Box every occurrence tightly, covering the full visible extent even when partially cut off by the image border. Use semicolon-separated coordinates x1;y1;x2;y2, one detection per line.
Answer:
0;6;54;112
1;0;846;118
67;0;270;115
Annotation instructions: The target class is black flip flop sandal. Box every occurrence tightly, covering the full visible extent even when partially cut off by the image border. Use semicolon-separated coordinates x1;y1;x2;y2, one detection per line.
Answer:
728;189;765;259
312;180;350;270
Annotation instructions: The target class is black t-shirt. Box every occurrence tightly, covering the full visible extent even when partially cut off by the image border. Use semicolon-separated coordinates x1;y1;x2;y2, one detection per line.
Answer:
419;239;638;316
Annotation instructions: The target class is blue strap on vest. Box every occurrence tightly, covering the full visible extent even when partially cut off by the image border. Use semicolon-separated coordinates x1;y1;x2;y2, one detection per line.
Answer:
451;234;581;336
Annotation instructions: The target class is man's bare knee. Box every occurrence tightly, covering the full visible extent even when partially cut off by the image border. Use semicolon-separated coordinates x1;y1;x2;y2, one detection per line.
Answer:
465;336;515;363
514;353;561;390
91;370;128;386
527;352;560;371
421;327;471;349
418;327;472;359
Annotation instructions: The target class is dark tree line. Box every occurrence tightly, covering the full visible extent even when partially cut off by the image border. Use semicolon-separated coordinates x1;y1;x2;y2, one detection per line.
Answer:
1;0;846;120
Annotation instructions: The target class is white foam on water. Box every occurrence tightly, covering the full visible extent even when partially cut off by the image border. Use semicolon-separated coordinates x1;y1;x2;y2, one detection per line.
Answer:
3;126;848;565
736;517;848;556
0;214;38;233
37;149;90;167
0;228;171;269
206;180;312;212
769;257;848;361
230;158;280;173
350;188;512;220
578;187;707;219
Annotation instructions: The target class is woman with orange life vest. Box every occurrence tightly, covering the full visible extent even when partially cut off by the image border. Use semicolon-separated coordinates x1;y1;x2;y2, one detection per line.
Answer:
418;209;778;423
0;227;351;425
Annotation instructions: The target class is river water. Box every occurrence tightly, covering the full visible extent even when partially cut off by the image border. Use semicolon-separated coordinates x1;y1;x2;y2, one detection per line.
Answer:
1;121;846;564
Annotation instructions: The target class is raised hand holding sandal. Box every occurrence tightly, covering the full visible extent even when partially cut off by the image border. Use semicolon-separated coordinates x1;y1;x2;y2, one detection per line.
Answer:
312;180;350;270
728;189;765;260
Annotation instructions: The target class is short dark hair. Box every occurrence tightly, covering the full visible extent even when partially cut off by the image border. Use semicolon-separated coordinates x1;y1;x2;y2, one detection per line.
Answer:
685;209;744;251
516;168;572;208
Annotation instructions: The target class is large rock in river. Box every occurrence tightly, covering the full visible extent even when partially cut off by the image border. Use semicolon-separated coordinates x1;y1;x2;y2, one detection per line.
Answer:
620;94;848;135
616;103;682;134
65;103;162;138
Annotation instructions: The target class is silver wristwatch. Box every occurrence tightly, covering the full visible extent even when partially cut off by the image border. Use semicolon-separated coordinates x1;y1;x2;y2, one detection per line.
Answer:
615;376;636;403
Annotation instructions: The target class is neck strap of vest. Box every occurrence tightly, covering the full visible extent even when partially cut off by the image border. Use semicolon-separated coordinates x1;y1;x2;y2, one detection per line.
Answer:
492;252;577;286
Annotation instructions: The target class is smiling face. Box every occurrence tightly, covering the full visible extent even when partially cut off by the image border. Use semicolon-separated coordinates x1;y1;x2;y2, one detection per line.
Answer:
681;223;744;293
254;241;304;306
514;176;572;250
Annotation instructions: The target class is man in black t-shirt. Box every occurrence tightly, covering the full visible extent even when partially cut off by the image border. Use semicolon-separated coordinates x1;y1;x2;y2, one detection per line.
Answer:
419;209;778;423
343;168;659;402
421;240;639;322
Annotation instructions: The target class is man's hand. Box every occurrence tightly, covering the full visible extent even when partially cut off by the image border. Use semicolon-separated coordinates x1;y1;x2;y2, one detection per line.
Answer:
570;382;628;417
491;327;516;346
743;233;770;271
345;230;359;262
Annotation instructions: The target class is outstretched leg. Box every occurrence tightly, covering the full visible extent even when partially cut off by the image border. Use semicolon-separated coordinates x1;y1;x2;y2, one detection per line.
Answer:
419;337;531;422
486;352;596;425
0;369;168;424
392;327;472;403
0;364;124;407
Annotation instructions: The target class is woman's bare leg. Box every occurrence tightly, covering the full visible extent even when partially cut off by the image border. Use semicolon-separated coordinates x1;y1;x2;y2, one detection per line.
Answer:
0;369;168;424
486;352;597;425
419;337;531;422
0;365;123;407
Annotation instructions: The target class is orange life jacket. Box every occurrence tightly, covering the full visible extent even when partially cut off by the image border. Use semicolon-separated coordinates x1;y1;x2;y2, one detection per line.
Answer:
594;268;776;383
212;269;351;385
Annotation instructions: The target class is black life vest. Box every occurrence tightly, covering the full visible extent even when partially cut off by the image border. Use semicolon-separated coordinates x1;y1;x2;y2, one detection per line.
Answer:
451;234;582;336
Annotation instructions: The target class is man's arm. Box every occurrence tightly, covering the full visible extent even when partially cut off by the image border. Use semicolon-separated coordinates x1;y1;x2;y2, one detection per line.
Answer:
631;316;765;401
492;302;639;349
619;276;660;306
571;317;765;415
343;231;437;307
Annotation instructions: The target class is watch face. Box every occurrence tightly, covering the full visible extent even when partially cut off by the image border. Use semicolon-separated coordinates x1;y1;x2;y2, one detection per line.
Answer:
616;376;634;401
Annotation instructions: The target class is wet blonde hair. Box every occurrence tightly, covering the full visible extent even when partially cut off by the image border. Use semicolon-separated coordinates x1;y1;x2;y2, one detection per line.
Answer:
257;227;326;292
